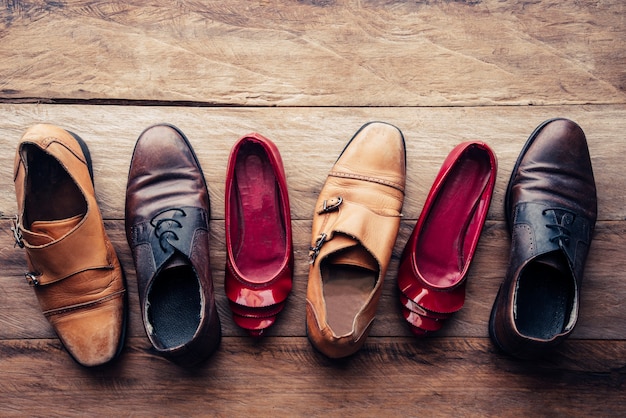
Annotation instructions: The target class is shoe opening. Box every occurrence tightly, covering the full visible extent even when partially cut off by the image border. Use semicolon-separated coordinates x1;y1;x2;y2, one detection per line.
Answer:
515;251;575;340
322;246;378;337
147;260;202;349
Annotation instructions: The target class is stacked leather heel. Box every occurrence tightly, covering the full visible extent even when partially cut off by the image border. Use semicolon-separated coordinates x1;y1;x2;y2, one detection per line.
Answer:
398;142;497;336
224;133;293;337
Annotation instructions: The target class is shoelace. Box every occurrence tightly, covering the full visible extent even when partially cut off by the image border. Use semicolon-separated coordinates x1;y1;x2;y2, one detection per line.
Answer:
150;208;187;252
544;209;575;247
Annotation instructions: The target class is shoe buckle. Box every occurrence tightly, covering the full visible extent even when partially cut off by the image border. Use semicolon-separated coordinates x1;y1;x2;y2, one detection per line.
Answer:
320;196;343;214
11;215;24;248
25;272;41;286
308;233;327;265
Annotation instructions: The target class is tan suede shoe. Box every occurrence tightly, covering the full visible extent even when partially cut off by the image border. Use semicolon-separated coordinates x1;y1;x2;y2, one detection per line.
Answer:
306;122;406;358
12;124;126;367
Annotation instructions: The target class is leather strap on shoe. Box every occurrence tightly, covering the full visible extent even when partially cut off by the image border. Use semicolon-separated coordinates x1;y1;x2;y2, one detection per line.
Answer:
309;197;402;272
19;210;112;286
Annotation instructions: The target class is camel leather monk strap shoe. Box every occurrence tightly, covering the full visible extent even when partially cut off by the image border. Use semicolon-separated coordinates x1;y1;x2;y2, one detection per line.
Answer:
489;118;597;358
12;124;127;367
306;122;406;358
125;124;221;366
224;133;293;337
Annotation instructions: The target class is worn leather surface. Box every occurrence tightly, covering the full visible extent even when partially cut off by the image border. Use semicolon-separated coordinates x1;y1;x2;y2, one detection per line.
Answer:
489;118;597;358
125;124;220;365
306;122;406;358
13;124;126;367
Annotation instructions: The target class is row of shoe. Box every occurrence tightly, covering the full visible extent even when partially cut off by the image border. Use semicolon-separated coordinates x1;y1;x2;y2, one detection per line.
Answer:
306;119;596;360
11;118;596;367
12;124;293;366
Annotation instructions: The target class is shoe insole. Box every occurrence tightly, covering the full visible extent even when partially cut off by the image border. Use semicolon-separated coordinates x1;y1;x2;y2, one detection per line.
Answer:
322;248;377;336
148;265;201;349
415;147;491;288
231;142;285;282
515;253;574;340
22;144;86;227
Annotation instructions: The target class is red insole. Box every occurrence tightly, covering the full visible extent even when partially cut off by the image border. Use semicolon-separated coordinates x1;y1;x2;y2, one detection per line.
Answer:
415;148;491;288
232;144;285;282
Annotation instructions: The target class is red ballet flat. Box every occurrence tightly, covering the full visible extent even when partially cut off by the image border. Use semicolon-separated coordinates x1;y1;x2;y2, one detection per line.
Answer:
398;141;496;333
224;133;293;336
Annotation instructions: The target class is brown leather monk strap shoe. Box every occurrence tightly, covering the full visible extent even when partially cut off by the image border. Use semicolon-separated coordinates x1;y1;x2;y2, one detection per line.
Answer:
306;122;406;358
13;124;127;367
125;124;221;366
489;118;597;358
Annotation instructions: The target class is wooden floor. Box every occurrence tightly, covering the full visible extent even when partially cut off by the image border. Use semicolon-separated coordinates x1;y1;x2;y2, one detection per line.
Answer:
1;1;625;416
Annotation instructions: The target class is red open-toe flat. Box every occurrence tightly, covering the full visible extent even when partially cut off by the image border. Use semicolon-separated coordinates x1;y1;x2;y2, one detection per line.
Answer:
224;133;293;336
398;141;496;327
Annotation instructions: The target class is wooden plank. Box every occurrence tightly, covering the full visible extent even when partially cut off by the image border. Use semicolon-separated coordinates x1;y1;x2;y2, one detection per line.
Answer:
1;219;624;340
0;337;624;416
0;1;624;106
1;104;625;221
1;1;623;415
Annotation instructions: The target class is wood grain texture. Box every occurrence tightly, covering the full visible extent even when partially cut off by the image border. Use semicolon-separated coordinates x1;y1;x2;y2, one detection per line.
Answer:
0;1;624;106
1;104;625;221
1;1;625;415
0;337;624;417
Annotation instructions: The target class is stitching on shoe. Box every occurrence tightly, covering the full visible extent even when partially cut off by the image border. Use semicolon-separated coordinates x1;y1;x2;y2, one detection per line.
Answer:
328;171;405;192
43;289;126;317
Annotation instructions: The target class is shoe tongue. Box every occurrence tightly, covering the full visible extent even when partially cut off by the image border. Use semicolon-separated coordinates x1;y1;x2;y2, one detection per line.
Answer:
162;253;189;270
24;214;83;245
535;252;570;275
